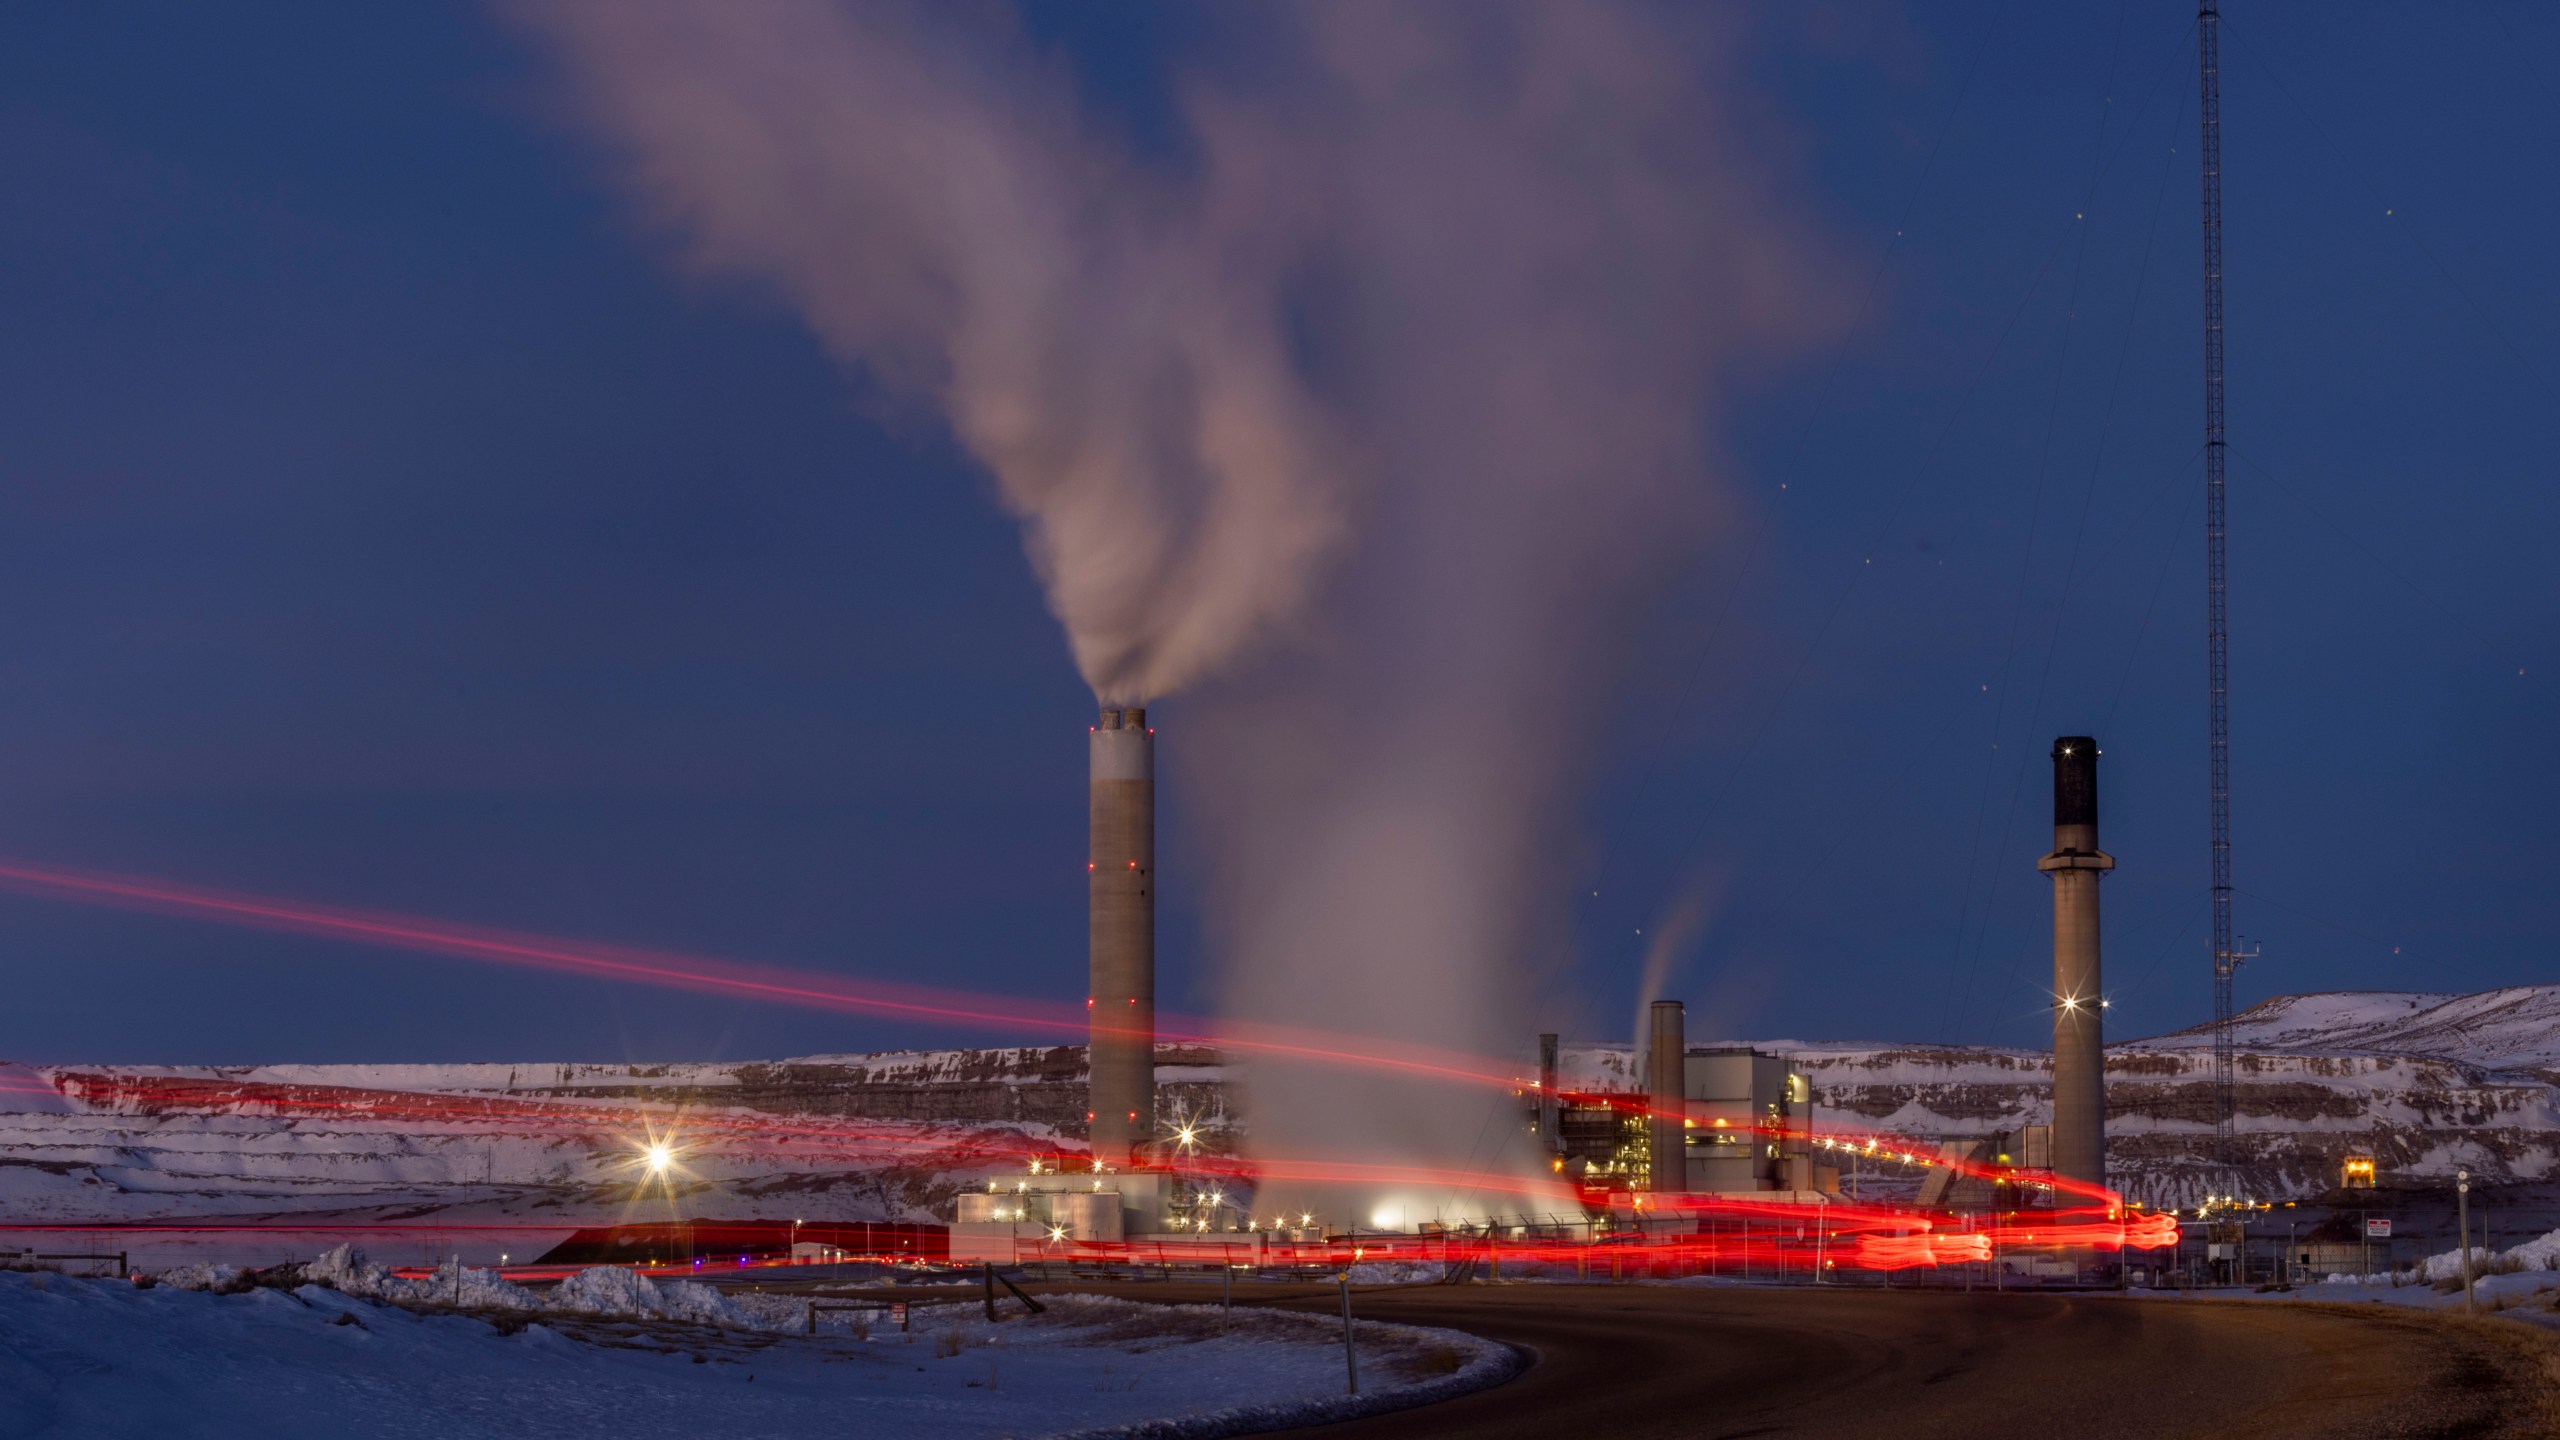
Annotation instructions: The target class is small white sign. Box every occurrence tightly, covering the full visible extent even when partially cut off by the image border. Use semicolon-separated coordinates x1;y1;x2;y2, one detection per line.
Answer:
2365;1218;2392;1239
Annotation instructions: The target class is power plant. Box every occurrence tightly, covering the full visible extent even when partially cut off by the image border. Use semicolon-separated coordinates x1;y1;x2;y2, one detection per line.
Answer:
1542;1005;1824;1207
940;705;2201;1286
1087;705;1156;1170
957;708;2148;1274
2038;736;2111;1191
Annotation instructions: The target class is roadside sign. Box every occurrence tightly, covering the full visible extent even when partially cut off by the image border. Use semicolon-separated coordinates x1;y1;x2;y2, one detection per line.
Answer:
2365;1219;2392;1239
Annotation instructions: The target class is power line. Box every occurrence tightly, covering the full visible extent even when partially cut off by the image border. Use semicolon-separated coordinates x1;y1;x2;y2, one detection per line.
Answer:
2477;0;2560;133
1572;0;2014;940
2108;889;2214;1010
1939;225;2090;1042
2231;887;2471;981
2219;15;2560;406
1630;13;2200;997
2227;444;2531;679
2101;463;2201;732
1690;684;1976;995
1944;73;2191;1045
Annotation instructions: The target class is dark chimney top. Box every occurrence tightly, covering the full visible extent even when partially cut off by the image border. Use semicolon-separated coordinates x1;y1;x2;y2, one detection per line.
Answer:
2052;736;2099;831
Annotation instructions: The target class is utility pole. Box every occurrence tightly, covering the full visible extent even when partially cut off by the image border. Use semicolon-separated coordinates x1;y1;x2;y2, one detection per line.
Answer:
2198;0;2244;1181
2457;1169;2475;1316
1337;1273;1360;1395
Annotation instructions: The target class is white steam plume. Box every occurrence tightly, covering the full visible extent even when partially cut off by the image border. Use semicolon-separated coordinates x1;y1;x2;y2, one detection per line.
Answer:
1631;879;1719;1060
511;0;1844;1222
507;0;1341;702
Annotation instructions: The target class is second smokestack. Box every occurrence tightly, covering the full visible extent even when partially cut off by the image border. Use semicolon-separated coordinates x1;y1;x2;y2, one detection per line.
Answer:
1646;999;1687;1195
2037;736;2113;1192
1089;706;1155;1169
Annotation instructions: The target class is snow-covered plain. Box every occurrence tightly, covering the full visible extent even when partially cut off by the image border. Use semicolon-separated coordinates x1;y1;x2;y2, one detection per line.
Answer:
0;1267;1514;1440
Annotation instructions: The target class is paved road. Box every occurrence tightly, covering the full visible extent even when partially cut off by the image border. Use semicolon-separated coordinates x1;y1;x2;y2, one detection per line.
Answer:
1070;1282;2550;1439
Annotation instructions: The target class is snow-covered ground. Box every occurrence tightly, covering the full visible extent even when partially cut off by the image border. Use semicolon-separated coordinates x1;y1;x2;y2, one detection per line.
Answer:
2150;1263;2560;1323
0;1046;1230;1254
2111;1222;2560;1326
0;1266;1515;1439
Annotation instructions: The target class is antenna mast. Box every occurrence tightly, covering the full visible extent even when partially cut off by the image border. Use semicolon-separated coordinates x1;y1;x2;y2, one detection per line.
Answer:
2198;1;2241;1174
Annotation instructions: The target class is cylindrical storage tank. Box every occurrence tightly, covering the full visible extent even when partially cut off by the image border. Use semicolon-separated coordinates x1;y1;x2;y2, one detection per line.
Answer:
2037;736;2114;1192
1088;706;1155;1169
1646;1000;1687;1194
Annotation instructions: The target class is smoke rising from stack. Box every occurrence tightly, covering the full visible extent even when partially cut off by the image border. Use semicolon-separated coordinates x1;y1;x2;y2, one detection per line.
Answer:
1630;879;1716;1063
506;0;1344;704
513;0;1844;1215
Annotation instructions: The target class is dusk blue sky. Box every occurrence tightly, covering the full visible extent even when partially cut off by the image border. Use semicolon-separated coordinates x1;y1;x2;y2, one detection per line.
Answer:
0;2;2551;1066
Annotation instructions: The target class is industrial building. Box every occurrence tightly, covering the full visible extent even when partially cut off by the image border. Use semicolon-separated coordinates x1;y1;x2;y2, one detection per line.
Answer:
1533;1006;1831;1207
1916;1127;2053;1210
950;1168;1169;1260
977;710;2116;1251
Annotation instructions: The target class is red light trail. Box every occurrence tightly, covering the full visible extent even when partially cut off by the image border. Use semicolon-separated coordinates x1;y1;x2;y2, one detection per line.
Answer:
0;856;2163;1272
0;857;2133;1210
39;1069;2161;1256
0;857;1530;1098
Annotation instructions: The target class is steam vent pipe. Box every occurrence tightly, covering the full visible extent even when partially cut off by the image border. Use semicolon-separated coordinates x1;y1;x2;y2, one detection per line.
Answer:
1088;706;1155;1169
2037;736;2114;1191
1537;1033;1561;1153
1646;1000;1687;1194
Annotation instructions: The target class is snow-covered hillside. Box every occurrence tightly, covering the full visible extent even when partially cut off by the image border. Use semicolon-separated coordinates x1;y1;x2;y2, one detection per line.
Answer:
6;988;2557;1231
2148;986;2560;1076
1556;986;2560;1206
0;1046;1233;1265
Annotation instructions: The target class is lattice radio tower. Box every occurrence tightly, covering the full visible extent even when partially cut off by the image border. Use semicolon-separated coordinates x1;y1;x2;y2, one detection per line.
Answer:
2198;1;2243;1173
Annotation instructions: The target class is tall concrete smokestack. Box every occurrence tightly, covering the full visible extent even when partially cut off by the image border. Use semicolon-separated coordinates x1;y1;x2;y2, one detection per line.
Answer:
2037;736;2113;1191
1088;706;1155;1169
1645;1000;1687;1195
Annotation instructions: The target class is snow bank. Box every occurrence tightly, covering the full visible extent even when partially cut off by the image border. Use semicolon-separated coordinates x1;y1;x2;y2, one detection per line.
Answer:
1345;1261;1445;1285
290;1245;539;1311
548;1264;748;1328
548;1263;669;1315
277;1246;760;1329
0;1271;1514;1439
2389;1226;2560;1283
153;1263;242;1293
